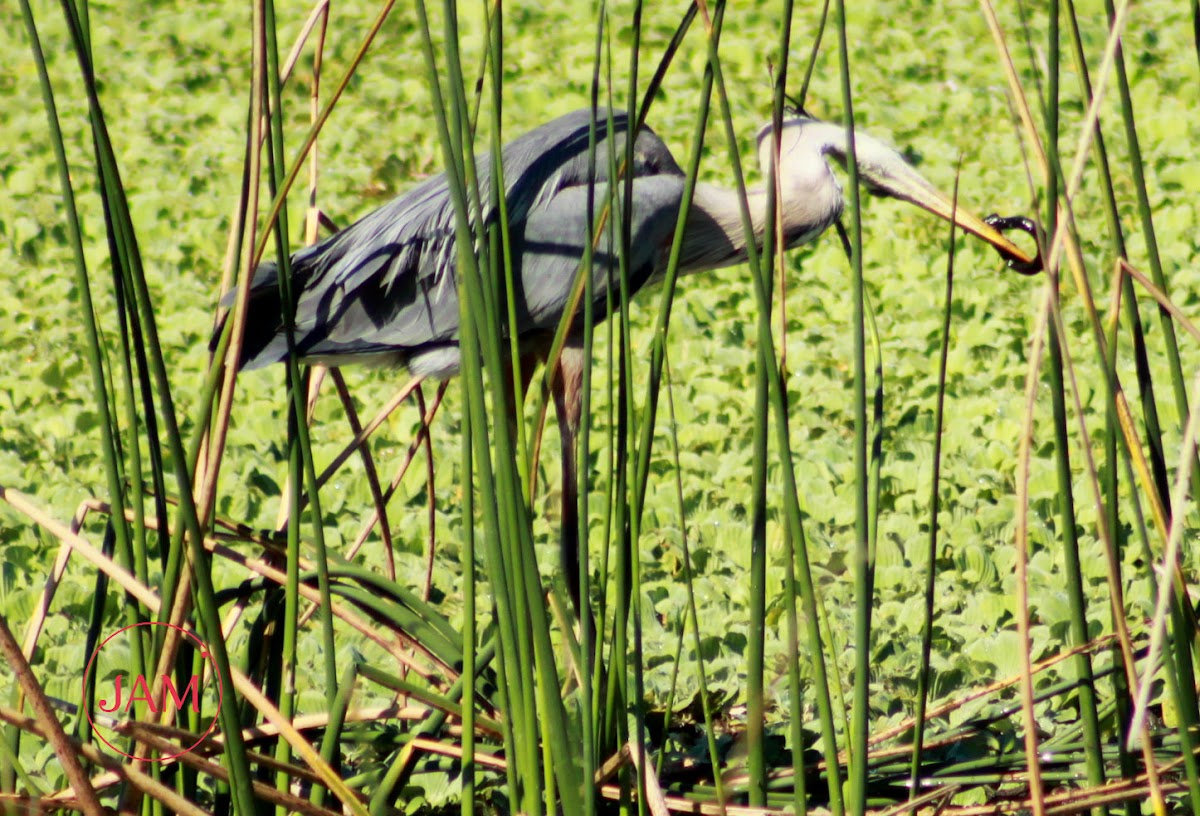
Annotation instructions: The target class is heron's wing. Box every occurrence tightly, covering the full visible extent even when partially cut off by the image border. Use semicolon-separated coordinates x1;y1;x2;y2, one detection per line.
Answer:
227;170;461;369
511;175;687;332
224;108;684;370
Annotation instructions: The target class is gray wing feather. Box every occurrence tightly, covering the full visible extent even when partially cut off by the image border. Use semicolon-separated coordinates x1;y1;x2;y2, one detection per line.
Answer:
229;108;685;370
514;177;686;330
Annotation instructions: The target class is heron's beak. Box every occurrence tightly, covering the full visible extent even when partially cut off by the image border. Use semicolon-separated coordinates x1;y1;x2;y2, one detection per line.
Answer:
859;160;1038;270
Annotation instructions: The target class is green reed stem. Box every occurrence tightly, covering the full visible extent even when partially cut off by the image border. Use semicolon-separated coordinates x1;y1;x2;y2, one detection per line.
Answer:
831;0;868;809
52;1;256;810
910;177;958;798
664;355;728;807
1040;5;1107;808
699;15;844;815
1104;22;1200;809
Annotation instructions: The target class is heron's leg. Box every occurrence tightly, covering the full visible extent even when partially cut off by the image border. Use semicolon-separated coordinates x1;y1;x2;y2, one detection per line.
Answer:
499;351;539;448
552;337;586;615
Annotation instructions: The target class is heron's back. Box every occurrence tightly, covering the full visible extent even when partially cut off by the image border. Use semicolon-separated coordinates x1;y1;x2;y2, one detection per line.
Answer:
217;108;685;375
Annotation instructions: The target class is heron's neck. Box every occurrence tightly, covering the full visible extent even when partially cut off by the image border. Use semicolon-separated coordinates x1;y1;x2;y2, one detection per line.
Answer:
681;170;842;274
675;184;766;273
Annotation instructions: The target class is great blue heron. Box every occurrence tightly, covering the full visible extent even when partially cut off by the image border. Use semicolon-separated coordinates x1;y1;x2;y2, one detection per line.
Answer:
216;107;1035;610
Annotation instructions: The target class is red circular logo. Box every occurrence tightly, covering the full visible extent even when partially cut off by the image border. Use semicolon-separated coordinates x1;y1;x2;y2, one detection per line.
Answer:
81;622;223;761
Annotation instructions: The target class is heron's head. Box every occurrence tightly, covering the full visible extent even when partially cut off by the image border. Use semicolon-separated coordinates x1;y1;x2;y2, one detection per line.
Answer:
756;116;1038;269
